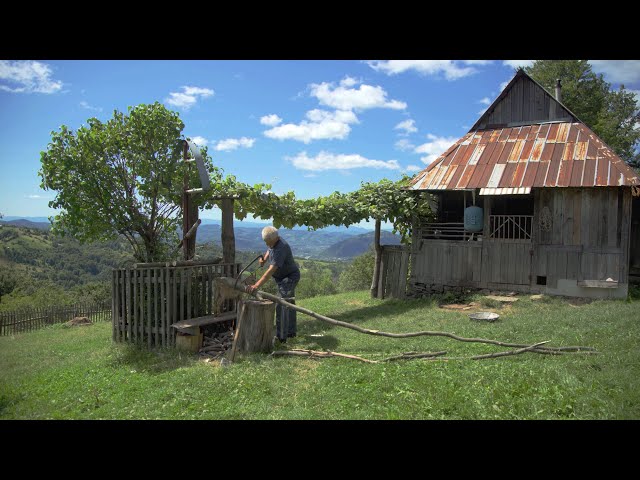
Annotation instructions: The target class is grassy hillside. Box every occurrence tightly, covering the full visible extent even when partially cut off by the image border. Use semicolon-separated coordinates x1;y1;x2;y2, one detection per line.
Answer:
0;225;350;309
0;225;132;285
1;288;639;419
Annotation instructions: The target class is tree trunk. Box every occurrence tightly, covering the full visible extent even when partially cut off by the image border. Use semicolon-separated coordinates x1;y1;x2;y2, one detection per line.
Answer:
221;198;235;265
229;299;275;360
370;219;382;298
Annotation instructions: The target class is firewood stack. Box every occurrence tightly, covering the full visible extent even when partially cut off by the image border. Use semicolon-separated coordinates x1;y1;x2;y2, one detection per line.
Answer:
197;328;235;360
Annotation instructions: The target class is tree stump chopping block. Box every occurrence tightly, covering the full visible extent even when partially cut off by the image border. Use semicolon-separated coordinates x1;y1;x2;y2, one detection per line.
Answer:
230;299;275;358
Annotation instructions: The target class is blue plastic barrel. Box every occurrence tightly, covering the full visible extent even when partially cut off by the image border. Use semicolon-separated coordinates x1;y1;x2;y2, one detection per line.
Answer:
464;206;483;232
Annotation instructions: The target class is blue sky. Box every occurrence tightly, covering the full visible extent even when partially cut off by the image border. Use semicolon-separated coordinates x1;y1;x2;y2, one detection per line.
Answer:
1;60;639;227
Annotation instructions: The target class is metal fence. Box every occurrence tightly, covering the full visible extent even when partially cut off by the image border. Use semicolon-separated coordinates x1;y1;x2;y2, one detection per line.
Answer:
0;301;111;336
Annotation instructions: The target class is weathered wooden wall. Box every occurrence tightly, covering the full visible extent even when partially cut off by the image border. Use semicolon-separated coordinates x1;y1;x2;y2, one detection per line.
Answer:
477;75;573;129
112;262;240;347
379;245;410;299
407;187;632;297
410;241;482;288
532;187;631;289
629;196;640;275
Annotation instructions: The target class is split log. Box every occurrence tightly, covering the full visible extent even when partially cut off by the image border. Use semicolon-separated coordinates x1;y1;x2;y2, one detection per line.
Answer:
214;277;596;355
228;299;275;361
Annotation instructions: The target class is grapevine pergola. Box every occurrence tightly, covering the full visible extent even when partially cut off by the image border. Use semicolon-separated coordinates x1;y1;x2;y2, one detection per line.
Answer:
201;174;435;297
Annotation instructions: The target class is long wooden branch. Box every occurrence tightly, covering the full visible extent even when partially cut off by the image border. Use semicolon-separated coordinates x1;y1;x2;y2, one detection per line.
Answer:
271;343;552;363
271;349;378;363
215;277;596;354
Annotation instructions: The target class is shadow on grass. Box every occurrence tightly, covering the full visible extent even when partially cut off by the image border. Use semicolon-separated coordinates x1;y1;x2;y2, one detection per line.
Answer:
108;342;198;374
300;296;441;331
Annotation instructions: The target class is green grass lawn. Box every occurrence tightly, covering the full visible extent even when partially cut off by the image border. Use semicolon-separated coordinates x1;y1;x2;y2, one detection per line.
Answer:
1;288;639;419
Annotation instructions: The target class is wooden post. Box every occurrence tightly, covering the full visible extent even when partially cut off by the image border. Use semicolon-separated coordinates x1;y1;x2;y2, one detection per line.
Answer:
229;299;275;359
221;198;236;265
370;218;382;298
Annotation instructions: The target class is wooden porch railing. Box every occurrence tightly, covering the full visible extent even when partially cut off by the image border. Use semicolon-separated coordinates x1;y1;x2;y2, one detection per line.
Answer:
489;215;533;241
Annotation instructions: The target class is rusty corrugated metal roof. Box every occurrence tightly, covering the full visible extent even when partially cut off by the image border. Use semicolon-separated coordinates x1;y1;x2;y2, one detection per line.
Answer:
409;122;640;191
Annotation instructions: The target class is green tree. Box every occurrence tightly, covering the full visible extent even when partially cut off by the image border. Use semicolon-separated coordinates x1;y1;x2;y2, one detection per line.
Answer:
39;102;219;263
338;249;375;292
525;60;640;167
0;266;24;303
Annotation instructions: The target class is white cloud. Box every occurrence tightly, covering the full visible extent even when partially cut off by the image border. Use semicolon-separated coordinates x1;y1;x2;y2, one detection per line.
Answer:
463;60;493;66
214;137;255;151
25;194;47;199
340;76;359;87
502;60;534;69
415;134;459;165
310;78;406;111
590;60;640;84
394;119;417;135
164;85;214;110
263;109;359;143
190;136;209;147
366;60;488;80
478;97;491;105
395;139;416;152
260;114;282;126
288;151;400;172
500;80;510;91
405;165;423;172
79;101;102;112
0;60;63;94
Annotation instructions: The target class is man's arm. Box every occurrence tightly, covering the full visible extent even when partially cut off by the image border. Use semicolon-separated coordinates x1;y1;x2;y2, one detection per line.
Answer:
259;250;270;266
249;264;277;293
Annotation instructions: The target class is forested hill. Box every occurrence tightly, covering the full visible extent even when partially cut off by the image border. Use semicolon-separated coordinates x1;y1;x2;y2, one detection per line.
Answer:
320;231;402;259
1;218;386;260
0;224;133;289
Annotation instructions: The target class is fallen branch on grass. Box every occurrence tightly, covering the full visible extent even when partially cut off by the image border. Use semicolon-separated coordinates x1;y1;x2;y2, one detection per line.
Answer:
271;342;558;363
215;277;598;357
271;349;378;363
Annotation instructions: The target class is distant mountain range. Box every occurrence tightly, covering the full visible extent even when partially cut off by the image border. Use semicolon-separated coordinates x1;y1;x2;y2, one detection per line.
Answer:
1;216;400;260
320;230;402;259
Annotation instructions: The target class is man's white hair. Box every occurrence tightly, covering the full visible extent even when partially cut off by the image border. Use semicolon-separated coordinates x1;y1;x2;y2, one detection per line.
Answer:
262;226;279;242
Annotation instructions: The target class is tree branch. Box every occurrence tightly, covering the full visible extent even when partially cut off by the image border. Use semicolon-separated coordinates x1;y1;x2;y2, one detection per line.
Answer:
215;277;597;354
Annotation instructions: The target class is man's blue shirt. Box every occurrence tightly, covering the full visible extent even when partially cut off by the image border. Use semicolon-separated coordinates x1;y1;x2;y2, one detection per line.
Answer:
268;237;300;284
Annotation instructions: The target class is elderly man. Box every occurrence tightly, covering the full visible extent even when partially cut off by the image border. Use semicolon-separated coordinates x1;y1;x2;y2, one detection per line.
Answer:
249;226;301;343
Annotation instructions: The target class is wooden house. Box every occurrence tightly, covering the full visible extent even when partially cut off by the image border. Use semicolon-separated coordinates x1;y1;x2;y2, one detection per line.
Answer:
404;69;640;299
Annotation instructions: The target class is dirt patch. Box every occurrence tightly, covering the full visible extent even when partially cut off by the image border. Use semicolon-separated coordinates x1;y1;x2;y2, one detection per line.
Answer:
346;300;365;307
566;297;594;306
440;302;480;311
63;316;93;327
484;295;519;303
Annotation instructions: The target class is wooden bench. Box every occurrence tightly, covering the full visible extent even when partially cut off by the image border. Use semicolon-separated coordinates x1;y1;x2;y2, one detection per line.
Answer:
171;312;237;331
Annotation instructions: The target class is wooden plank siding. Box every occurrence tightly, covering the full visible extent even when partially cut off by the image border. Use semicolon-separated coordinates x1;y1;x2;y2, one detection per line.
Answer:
476;75;573;129
112;262;241;348
408;187;632;297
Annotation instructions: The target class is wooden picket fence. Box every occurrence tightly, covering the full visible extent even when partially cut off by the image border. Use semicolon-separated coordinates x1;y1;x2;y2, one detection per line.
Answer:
0;301;111;336
112;262;241;348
